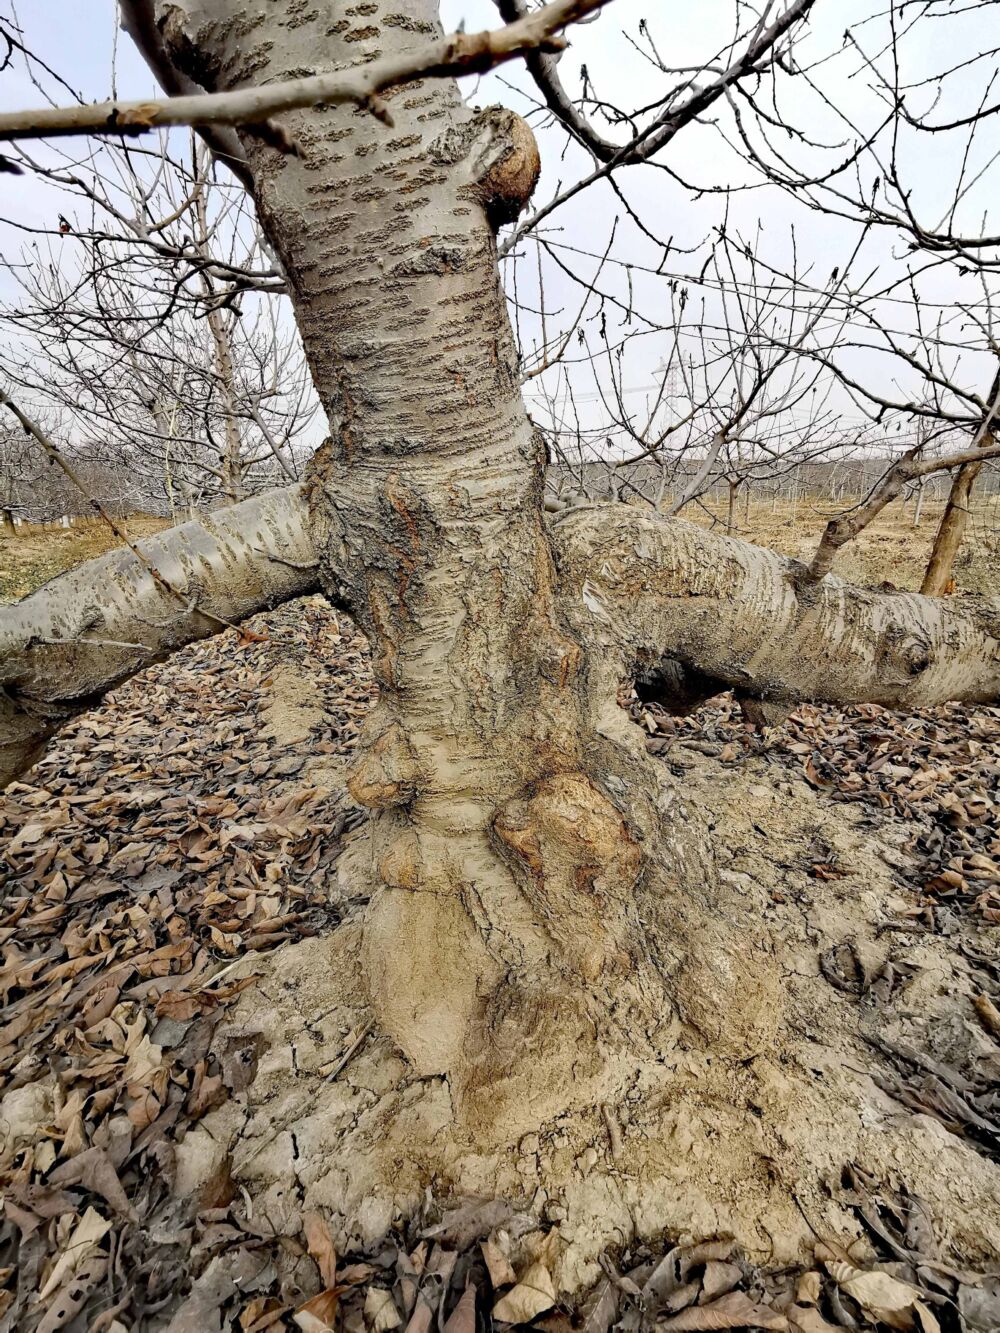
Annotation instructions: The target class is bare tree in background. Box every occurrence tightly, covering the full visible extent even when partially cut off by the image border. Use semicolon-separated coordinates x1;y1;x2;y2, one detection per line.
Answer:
1;129;318;514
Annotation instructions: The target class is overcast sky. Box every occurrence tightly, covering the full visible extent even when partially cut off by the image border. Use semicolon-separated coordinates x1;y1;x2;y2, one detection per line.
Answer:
1;0;997;474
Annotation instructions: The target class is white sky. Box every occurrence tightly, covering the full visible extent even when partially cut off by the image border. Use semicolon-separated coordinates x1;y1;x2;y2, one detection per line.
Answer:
1;0;997;473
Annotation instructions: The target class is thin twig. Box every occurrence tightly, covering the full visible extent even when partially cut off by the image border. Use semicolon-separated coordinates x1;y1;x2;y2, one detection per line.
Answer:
322;1018;375;1082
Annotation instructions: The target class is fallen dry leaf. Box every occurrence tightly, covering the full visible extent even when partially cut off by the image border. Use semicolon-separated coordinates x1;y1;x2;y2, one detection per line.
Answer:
443;1283;477;1333
295;1287;341;1333
837;1270;940;1332
788;1306;840;1333
493;1262;556;1324
303;1209;338;1289
365;1286;401;1331
482;1231;516;1289
37;1251;108;1333
659;1289;788;1330
37;1207;110;1303
576;1277;617;1333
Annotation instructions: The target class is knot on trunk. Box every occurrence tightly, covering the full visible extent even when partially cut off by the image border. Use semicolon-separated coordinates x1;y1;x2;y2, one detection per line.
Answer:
493;772;641;981
432;107;540;230
878;624;934;686
347;721;421;809
475;108;540;229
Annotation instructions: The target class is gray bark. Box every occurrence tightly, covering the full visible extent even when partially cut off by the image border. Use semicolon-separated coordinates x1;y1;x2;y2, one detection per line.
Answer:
155;0;581;1089
553;505;1000;709
0;485;317;787
5;0;998;1133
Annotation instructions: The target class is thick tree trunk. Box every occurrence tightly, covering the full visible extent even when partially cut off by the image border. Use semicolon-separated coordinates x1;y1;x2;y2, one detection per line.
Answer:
553;505;1000;709
155;0;742;1121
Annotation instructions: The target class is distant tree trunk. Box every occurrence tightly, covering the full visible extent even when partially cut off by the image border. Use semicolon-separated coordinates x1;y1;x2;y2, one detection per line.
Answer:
912;476;925;527
194;179;244;505
921;461;979;593
0;508;13;536
727;477;739;534
922;365;1000;594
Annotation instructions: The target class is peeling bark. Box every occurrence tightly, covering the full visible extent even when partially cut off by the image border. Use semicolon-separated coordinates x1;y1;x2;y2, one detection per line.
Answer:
0;485;317;787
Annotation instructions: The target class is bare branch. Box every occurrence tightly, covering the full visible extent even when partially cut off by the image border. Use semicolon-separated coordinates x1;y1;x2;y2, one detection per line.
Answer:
554;505;1000;712
0;483;319;788
0;0;614;148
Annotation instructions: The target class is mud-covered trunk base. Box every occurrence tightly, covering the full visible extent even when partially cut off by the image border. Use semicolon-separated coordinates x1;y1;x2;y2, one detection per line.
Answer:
173;744;1000;1290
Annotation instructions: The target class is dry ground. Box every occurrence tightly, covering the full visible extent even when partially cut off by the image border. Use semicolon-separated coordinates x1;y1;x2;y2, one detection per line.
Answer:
0;515;170;603
1;502;1000;1328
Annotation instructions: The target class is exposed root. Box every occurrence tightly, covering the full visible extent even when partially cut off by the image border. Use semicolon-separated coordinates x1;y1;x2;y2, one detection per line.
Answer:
179;753;1000;1292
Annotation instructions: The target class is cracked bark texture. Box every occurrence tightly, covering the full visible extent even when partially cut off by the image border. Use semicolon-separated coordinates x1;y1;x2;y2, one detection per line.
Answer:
150;0;746;1120
553;505;1000;710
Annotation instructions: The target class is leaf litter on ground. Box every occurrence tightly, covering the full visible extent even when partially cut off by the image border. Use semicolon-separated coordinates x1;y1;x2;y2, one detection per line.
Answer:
0;597;998;1327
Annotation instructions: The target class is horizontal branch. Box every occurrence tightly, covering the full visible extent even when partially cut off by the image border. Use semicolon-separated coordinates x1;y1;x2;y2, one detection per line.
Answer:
553;505;1000;711
0;0;611;148
0;484;318;789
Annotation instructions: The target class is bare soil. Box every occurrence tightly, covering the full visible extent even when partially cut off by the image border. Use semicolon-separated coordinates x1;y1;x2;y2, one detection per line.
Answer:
1;505;999;1327
0;514;169;603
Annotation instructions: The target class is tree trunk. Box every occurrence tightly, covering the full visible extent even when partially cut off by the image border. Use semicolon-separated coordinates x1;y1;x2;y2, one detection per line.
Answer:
106;0;1000;1137
921;459;979;594
922;365;1000;594
154;0;773;1123
194;179;245;504
913;475;924;527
